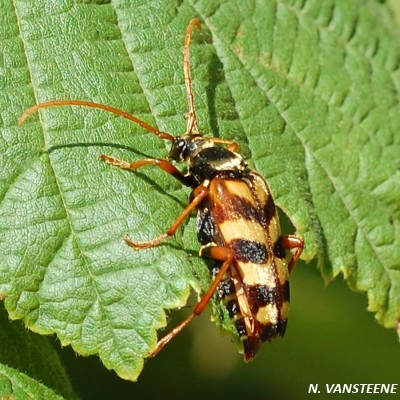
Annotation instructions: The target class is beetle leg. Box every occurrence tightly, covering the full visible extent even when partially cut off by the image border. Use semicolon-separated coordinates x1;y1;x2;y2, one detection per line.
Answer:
100;155;194;186
124;185;209;250
150;245;233;357
281;235;304;273
209;138;239;153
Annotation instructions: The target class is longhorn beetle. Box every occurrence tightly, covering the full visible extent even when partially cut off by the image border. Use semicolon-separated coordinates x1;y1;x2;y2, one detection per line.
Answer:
20;19;304;361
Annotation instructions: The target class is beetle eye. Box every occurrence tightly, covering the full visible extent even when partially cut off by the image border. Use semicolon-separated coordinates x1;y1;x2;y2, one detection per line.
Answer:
169;138;187;161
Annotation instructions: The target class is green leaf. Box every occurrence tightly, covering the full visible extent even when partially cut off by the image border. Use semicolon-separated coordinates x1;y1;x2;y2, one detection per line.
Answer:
0;305;76;399
0;364;67;400
1;0;399;381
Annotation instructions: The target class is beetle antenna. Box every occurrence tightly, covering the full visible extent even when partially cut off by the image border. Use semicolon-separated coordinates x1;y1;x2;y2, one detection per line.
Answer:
18;100;175;141
184;19;202;136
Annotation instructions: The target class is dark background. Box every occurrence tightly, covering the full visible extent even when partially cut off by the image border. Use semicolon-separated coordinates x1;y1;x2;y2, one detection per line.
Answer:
59;260;400;399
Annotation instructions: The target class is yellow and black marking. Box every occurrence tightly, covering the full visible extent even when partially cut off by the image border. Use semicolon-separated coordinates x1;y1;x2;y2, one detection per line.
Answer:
198;172;293;360
19;19;304;361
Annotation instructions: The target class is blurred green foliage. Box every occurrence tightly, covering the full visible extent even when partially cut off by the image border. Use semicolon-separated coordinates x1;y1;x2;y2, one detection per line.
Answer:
59;262;399;399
